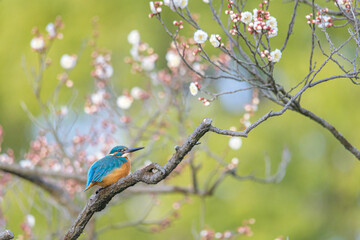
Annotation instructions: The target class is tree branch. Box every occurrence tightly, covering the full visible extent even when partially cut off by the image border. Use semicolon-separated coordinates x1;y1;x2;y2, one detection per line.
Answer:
0;230;14;240
63;118;213;240
0;164;80;216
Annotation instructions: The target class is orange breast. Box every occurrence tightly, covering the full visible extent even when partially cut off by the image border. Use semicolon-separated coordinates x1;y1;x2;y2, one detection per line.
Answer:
98;160;131;187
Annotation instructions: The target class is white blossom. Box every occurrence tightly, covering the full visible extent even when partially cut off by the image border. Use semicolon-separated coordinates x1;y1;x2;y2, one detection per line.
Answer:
166;51;181;68
253;20;263;33
95;55;106;65
91;90;105;105
266;16;277;28
253;8;260;19
164;0;176;11
209;34;220;47
130;46;139;60
203;0;209;3
131;86;143;100
60;54;77;69
141;56;155;71
127;30;140;46
149;1;157;14
46;23;56;38
215;232;223;239
189;82;199;96
317;15;332;29
60;106;68;116
194;30;208;44
117;95;133;109
231;157;239;165
241;11;253;25
173;0;188;9
270;49;282;63
19;159;34;169
26;214;36;228
30;36;45;51
95;64;113;79
229;137;242;150
268;27;278;38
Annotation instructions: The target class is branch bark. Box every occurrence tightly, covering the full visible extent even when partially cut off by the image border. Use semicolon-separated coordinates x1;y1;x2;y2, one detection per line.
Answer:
0;230;14;240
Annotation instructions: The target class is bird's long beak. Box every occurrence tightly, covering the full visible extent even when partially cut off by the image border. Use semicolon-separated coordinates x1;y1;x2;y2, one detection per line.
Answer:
124;147;144;153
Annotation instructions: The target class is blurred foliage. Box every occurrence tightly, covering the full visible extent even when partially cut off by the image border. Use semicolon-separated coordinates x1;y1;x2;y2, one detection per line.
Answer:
0;0;359;239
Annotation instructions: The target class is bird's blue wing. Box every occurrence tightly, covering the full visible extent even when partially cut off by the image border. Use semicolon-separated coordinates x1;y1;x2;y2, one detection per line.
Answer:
85;156;123;189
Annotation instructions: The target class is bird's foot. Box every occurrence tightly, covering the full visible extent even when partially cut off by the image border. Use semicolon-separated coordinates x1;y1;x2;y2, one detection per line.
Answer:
96;187;106;195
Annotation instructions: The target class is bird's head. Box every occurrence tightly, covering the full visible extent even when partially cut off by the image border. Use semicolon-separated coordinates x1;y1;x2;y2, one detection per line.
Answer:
109;145;144;158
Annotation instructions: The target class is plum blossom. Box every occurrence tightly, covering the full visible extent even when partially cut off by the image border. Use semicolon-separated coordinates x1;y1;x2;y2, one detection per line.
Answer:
91;90;106;105
26;214;35;228
270;49;282;63
229;137;242;150
46;23;56;38
150;1;157;14
317;15;333;29
59;106;68;116
19;159;34;169
164;0;176;11
166;50;181;68
268;27;278;38
127;30;140;46
209;34;220;48
95;64;113;79
335;0;352;10
253;8;260;19
141;56;156;71
30;36;45;51
266;16;277;28
173;0;188;9
60;54;77;69
130;86;147;100
189;82;199;96
241;11;252;25
117;95;133;109
194;30;208;44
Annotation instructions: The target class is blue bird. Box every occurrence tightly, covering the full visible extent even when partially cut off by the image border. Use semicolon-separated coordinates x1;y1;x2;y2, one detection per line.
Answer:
84;146;144;191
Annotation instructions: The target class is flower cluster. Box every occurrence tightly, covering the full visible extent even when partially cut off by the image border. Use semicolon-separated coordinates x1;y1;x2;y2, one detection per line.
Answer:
150;0;189;15
193;29;223;49
261;48;282;63
225;1;278;38
91;52;114;81
240;89;260;128
306;8;333;29
173;20;184;30
84;89;109;114
335;0;352;12
149;1;163;17
200;218;255;240
30;17;64;52
126;30;158;73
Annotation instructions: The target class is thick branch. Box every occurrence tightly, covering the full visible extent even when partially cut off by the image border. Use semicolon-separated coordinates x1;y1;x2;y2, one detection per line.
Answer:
0;230;14;240
63;118;213;240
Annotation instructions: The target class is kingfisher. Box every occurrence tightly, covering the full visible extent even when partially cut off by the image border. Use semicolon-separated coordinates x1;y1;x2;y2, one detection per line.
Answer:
84;145;144;191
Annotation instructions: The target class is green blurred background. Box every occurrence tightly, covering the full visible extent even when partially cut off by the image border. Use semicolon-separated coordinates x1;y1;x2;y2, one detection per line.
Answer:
0;0;359;239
